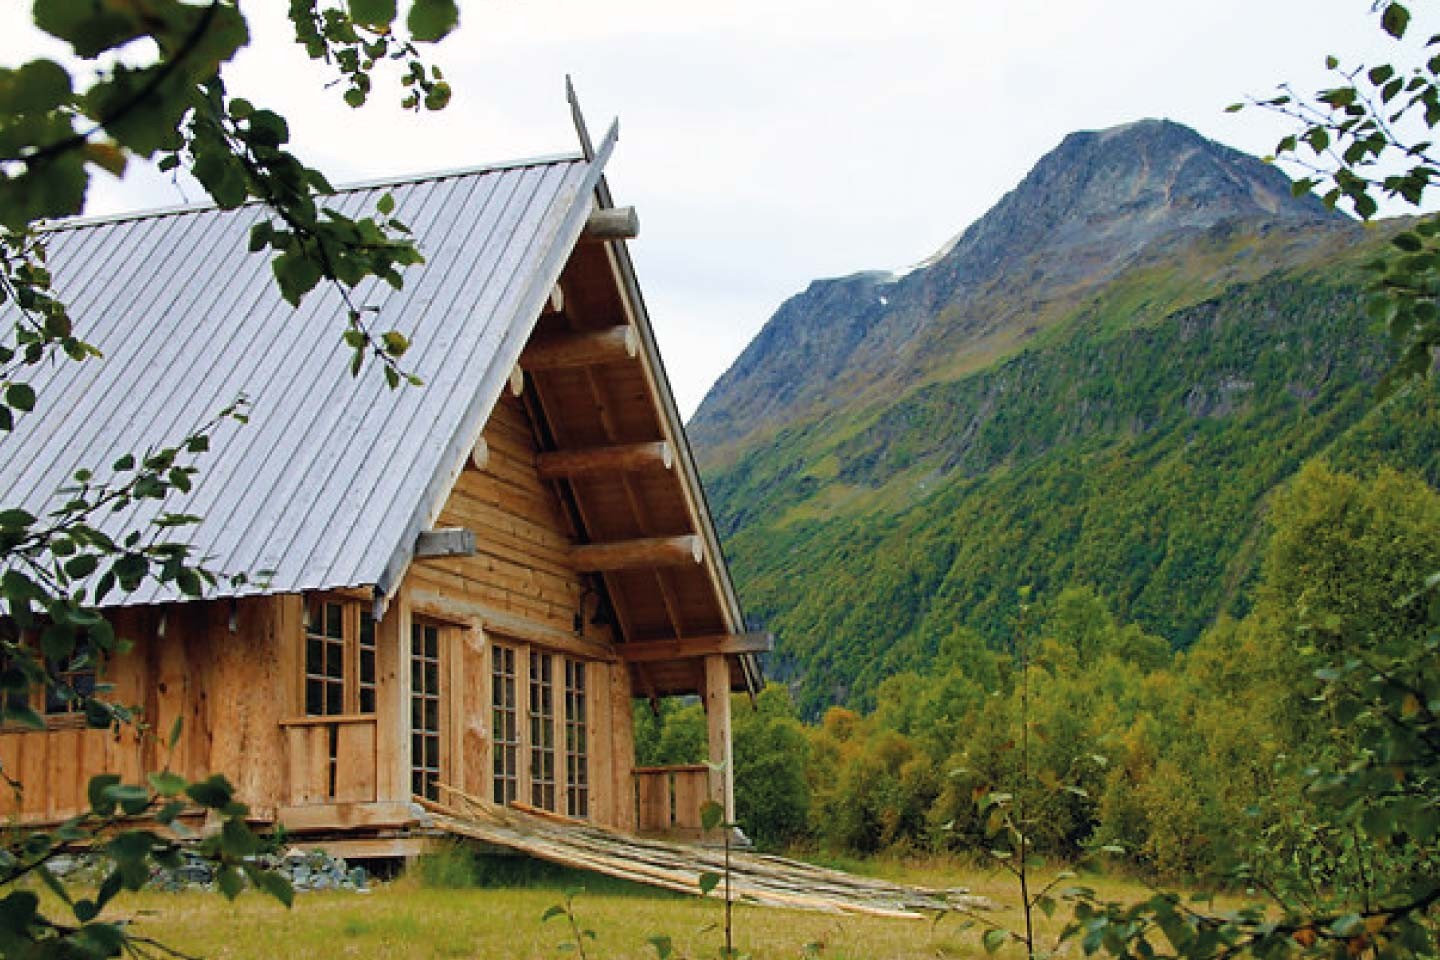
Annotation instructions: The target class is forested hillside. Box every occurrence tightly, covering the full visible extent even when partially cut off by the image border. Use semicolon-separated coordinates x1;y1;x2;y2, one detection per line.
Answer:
642;458;1440;876
690;121;1440;716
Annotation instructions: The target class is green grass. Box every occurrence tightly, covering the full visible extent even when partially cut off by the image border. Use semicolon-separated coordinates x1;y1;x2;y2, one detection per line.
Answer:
104;857;1165;959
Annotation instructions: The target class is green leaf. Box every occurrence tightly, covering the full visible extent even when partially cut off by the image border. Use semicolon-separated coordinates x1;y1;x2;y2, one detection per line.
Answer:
424;81;452;111
408;0;460;41
106;829;156;863
698;871;721;896
246;865;295;908
1382;2;1410;39
983;928;1009;953
381;330;409;355
0;508;35;529
273;252;323;306
217;864;244;900
33;0;143;57
88;774;122;814
647;934;674;959
186;774;234;809
220;818;260;857
147;770;186;797
5;383;35;413
1;59;73;113
541;904;567;923
377;192;396;216
349;0;398;27
64;554;98;579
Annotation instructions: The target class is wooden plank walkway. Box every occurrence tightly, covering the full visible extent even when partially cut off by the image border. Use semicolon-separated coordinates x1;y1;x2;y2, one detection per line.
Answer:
421;793;993;919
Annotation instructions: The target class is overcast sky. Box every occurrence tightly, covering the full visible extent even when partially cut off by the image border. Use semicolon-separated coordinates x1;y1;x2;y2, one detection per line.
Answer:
3;1;1419;416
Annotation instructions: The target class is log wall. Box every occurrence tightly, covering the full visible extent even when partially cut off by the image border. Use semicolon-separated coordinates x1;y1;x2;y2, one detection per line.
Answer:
404;391;633;830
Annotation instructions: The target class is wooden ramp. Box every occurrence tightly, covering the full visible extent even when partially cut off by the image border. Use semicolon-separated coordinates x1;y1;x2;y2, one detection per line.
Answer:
422;795;991;919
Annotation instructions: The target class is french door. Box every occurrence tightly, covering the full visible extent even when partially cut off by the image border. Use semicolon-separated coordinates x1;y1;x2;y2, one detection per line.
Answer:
490;641;590;818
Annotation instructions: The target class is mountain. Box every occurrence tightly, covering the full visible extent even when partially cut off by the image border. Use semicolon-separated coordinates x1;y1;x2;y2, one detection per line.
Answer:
690;118;1341;461
689;119;1440;716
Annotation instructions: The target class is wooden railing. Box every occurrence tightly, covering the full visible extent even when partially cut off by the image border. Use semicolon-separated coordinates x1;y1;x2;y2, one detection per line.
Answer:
280;715;377;805
633;764;710;836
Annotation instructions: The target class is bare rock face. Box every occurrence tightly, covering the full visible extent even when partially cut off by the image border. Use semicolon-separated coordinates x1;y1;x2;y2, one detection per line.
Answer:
689;119;1345;460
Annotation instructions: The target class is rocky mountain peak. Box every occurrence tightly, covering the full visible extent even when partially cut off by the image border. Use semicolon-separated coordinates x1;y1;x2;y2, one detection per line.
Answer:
689;120;1348;459
921;117;1338;294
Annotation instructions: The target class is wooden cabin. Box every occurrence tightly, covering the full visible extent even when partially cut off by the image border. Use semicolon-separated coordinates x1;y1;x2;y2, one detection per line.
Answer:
0;124;765;857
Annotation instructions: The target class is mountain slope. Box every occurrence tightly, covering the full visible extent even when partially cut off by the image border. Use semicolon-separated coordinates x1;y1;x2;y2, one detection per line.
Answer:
690;120;1435;716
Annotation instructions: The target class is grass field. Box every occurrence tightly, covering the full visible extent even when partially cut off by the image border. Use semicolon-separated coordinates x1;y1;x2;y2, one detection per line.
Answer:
105;853;1164;960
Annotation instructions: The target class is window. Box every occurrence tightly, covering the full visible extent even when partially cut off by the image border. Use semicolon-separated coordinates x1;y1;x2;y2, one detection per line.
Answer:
564;659;589;818
302;598;376;717
358;613;377;714
489;639;591;819
0;628;100;728
529;651;556;811
44;641;97;716
411;621;443;801
491;643;518;805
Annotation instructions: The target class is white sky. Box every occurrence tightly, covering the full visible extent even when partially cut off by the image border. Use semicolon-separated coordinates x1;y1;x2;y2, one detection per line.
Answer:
2;1;1417;416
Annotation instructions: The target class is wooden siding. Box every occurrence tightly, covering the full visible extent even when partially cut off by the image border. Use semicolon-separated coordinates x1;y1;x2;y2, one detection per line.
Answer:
0;597;297;822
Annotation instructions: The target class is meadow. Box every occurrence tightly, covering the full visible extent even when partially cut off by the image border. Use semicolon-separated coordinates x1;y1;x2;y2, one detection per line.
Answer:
107;855;1158;960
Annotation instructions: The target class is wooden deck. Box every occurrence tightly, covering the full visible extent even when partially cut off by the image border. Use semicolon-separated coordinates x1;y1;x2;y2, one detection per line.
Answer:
421;794;993;919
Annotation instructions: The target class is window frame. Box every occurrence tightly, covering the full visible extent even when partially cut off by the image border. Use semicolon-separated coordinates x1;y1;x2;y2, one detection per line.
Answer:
300;596;378;718
487;635;593;819
410;618;446;803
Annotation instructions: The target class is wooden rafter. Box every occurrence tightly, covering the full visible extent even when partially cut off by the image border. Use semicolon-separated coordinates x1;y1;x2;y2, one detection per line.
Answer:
520;326;637;371
569;536;703;572
536;441;673;480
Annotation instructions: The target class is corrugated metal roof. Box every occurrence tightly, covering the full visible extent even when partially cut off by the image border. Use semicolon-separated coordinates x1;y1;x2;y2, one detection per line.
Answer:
1;132;615;607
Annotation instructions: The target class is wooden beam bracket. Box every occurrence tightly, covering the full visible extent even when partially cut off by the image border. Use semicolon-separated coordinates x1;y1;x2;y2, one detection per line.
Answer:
414;527;477;560
618;632;773;663
580;206;639;242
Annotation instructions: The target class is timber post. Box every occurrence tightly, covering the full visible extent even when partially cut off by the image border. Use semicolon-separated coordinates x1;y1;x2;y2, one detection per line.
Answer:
703;653;735;823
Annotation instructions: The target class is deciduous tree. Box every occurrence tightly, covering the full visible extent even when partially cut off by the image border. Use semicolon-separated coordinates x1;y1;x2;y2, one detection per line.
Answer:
0;3;458;955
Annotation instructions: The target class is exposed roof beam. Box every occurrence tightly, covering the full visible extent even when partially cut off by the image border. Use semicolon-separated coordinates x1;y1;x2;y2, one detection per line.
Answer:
414;527;476;559
618;632;774;663
580;206;639;242
536;441;673;480
570;535;702;572
545;283;565;315
520;325;637;371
